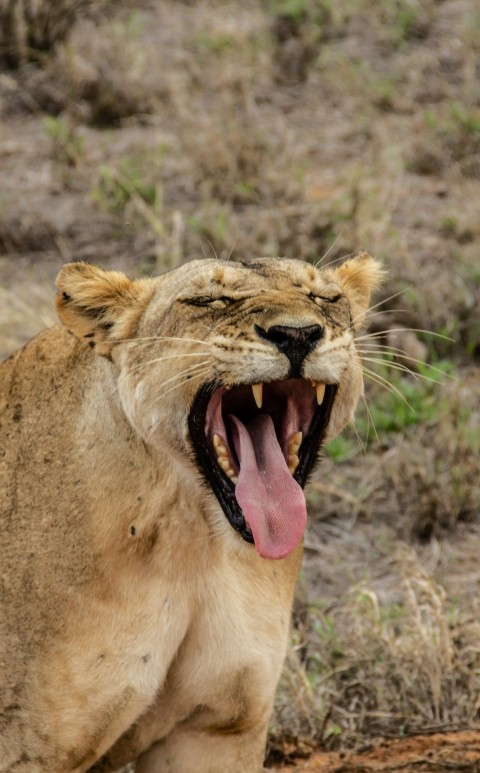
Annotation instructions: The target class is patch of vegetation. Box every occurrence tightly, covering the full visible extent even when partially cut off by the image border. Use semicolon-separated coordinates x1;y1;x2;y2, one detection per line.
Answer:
326;358;455;461
43;115;84;166
93;158;159;215
272;554;480;750
0;0;100;68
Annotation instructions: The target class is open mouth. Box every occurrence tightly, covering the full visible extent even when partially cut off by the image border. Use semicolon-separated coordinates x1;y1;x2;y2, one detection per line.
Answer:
188;379;337;559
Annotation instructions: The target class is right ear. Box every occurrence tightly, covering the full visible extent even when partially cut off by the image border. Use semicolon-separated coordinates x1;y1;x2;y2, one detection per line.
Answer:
55;262;155;356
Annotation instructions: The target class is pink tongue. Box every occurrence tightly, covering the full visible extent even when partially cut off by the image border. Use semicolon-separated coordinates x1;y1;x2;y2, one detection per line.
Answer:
229;414;307;560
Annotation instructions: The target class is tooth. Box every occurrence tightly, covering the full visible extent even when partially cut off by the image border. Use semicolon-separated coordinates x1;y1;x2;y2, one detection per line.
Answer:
231;476;238;485
288;454;299;473
213;434;223;448
292;431;302;445
316;383;326;405
251;383;263;409
219;458;232;471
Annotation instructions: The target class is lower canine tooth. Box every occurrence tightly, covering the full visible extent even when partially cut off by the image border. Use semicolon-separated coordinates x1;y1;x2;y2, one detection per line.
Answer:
316;383;326;405
252;383;263;409
219;458;231;471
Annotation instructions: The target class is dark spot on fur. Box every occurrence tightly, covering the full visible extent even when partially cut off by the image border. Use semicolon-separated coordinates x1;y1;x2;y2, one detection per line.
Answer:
137;495;142;502
141;653;151;663
130;525;137;536
62;292;71;301
12;403;22;422
84;332;95;339
237;259;270;273
89;341;96;348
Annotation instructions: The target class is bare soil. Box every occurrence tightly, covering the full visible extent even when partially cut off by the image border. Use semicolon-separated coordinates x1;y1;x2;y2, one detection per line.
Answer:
1;0;479;769
274;731;480;772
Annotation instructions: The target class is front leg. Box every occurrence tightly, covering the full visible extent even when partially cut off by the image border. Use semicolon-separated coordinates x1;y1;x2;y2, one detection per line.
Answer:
92;550;302;773
92;661;277;772
135;712;270;773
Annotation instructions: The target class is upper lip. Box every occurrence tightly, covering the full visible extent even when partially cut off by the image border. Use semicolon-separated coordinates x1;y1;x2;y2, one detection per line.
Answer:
188;378;337;543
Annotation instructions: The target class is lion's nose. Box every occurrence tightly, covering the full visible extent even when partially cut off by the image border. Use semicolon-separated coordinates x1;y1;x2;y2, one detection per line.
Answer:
255;323;324;376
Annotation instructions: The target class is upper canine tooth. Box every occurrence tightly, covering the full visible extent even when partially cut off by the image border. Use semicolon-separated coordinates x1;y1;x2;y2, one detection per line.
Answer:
316;383;326;405
252;383;263;409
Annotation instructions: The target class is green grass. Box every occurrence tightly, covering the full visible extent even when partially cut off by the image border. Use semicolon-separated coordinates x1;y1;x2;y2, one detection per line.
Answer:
43;116;84;166
326;358;455;460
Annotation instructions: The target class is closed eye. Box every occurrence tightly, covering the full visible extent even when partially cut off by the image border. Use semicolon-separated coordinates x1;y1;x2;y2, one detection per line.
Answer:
183;296;236;309
310;292;343;305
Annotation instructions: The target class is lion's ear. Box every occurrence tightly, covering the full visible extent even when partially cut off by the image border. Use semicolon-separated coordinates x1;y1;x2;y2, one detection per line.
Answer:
55;262;154;356
333;251;385;329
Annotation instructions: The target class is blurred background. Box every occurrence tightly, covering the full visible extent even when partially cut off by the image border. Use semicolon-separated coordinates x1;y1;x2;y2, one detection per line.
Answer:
0;0;479;763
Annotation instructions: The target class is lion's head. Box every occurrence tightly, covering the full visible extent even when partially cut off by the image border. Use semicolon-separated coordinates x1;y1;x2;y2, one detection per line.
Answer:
56;254;383;560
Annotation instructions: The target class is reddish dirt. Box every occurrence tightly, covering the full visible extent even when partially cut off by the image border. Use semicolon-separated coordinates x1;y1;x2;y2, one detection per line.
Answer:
273;731;480;772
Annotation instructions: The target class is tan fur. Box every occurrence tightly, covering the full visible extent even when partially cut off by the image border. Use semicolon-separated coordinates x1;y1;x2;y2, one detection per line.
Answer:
0;255;382;772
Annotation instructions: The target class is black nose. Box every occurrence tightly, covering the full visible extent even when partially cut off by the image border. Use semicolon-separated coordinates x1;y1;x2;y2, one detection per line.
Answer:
255;323;324;376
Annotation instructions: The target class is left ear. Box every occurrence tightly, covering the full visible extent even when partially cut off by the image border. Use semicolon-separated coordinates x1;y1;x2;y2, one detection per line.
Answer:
55;262;155;356
333;251;385;329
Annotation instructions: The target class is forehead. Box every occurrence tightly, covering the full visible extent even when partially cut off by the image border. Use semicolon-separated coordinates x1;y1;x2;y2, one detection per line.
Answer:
172;258;332;293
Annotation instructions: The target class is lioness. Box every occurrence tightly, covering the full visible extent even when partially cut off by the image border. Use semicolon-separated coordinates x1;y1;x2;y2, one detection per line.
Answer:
0;254;382;772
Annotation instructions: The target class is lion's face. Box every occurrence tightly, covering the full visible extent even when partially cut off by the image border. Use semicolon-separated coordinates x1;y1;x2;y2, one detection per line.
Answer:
56;254;383;560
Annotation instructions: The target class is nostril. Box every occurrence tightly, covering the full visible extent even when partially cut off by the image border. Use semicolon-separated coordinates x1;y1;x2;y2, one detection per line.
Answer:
255;323;324;351
306;325;324;346
255;323;324;377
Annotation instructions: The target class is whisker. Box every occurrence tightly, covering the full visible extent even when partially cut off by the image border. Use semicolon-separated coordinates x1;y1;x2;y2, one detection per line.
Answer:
362;367;414;410
314;229;347;268
201;236;218;261
226;234;238;262
349;416;367;455
360;355;419;378
351;289;408;327
127;352;212;378
125;335;210;346
146;368;211;411
154;362;211;391
357;347;454;381
363;308;403;322
358;356;447;386
361;392;380;446
356;327;455;342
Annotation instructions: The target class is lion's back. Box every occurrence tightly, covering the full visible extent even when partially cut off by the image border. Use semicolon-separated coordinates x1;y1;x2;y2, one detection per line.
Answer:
0;327;97;697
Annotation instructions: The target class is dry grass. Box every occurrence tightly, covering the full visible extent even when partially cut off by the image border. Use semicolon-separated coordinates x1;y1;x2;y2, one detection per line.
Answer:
269;546;480;758
0;0;479;762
